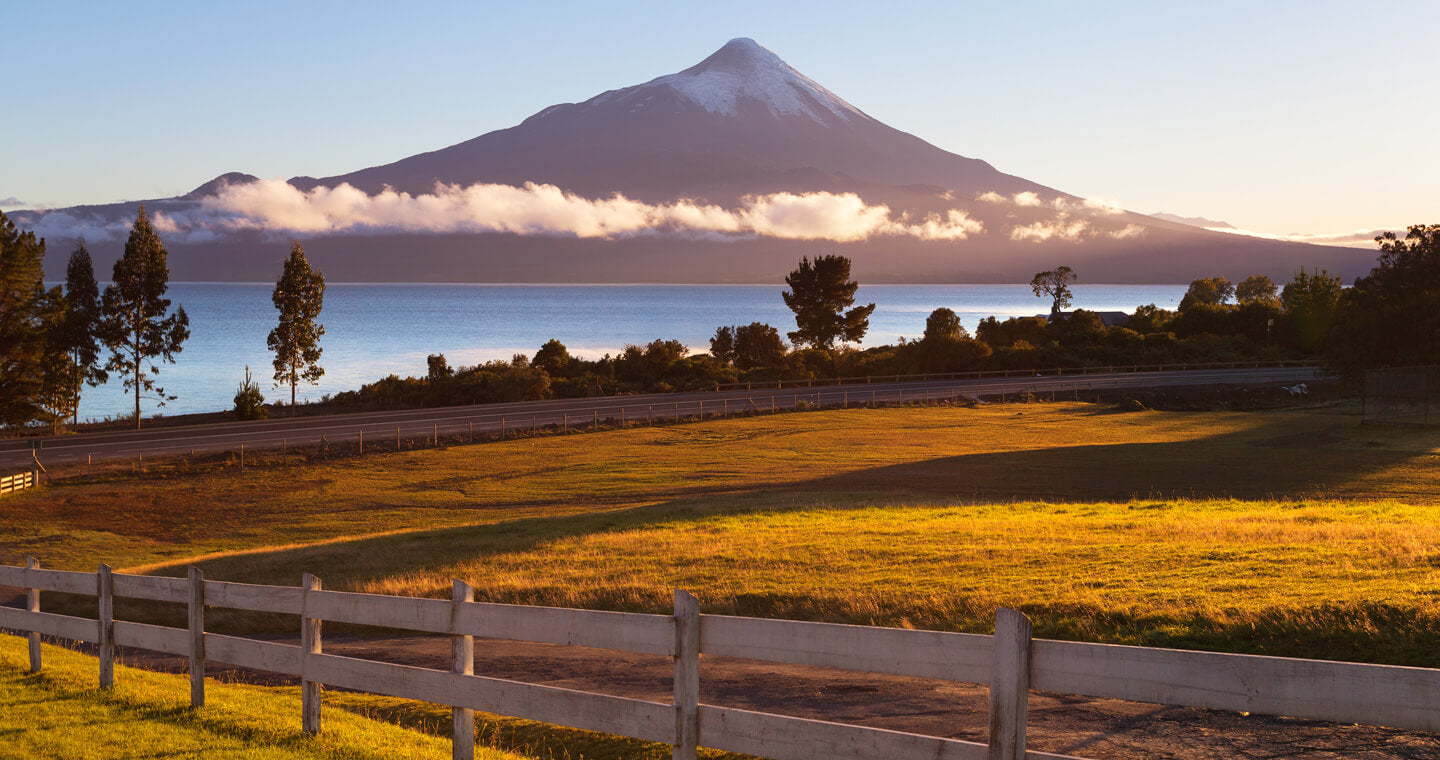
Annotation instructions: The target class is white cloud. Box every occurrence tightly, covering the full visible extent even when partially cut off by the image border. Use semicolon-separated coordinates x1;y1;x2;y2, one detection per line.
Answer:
154;179;984;243
1082;197;1126;215
1108;224;1145;239
0;196;23;207
981;190;1127;216
1011;216;1091;242
1203;225;1393;249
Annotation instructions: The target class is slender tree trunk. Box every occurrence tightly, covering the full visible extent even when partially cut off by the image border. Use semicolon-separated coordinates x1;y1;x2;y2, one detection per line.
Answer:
72;355;81;429
291;366;297;415
133;345;141;430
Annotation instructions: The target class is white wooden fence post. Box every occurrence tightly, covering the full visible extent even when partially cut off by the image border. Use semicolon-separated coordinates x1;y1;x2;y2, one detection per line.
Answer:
452;580;475;760
301;573;323;735
98;563;114;689
26;556;40;673
189;566;205;708
988;607;1031;760
673;589;700;760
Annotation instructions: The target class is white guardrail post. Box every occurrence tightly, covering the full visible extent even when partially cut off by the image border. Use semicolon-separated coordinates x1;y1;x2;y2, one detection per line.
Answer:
672;590;700;760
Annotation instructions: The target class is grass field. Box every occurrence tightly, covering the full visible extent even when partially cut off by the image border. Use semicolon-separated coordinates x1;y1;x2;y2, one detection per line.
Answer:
0;636;524;760
5;401;1440;667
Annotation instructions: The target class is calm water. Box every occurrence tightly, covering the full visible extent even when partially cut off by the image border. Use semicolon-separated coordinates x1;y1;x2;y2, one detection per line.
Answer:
73;283;1186;421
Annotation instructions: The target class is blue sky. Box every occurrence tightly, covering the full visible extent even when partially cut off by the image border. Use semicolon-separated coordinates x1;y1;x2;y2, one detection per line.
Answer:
4;1;1436;238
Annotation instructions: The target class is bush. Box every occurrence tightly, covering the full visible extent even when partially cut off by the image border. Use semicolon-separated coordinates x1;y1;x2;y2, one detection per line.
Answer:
233;366;268;420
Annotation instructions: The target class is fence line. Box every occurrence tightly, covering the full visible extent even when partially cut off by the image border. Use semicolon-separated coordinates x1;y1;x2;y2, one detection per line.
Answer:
1;470;35;496
714;359;1315;391
2;558;1436;759
1363;365;1438;426
12;366;1319;478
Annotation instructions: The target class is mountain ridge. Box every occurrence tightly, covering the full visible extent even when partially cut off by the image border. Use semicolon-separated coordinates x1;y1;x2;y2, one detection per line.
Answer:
14;37;1374;284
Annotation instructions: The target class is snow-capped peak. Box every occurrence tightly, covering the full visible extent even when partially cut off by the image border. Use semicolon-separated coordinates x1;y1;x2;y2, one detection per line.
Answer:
644;37;866;122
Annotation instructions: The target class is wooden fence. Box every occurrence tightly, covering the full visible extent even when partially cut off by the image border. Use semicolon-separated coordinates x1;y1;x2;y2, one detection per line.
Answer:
1;470;35;496
3;560;1438;760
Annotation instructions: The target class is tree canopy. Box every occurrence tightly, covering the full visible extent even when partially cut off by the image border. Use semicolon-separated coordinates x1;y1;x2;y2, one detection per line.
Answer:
922;308;966;344
1179;277;1235;311
1235;274;1279;306
99;205;190;428
268;242;326;408
0;211;50;427
56;243;106;426
1030;266;1076;318
1329;224;1440;372
782;255;875;350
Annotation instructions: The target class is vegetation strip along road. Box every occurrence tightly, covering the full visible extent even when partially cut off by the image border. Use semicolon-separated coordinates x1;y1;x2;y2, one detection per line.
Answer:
1;366;1316;470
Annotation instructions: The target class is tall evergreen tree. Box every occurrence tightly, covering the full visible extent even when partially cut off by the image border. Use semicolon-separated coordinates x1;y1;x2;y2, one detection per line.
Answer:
268;242;326;410
37;285;75;431
57;243;107;426
0;210;48;428
100;205;190;429
781;255;875;350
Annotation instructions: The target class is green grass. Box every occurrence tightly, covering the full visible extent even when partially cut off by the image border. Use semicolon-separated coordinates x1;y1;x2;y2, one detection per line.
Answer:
0;636;522;760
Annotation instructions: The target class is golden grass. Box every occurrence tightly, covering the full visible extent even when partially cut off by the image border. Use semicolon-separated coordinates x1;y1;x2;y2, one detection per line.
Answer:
7;401;1437;573
7;401;1440;664
0;636;522;760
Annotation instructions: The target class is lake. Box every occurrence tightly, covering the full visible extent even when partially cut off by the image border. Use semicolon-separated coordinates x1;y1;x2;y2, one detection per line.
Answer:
72;283;1186;421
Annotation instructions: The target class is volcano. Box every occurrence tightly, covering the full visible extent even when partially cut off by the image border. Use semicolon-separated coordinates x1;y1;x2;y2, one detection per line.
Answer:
19;38;1373;284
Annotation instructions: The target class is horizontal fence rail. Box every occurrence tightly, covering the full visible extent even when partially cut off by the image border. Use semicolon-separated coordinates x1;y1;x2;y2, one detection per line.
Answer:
1;470;35;495
2;556;1418;759
3;366;1320;476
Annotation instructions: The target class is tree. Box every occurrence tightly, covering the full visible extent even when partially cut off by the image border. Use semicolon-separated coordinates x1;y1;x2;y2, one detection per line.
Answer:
233;365;268;420
268;242;325;410
731;323;787;370
1235;274;1279;306
1281;268;1342;352
711;323;787;370
427;353;452;381
99;205;191;429
56;243;106;426
922;308;966;344
1127;303;1174;334
782;255;875;350
1328;224;1440;371
533;339;573;377
1178;277;1235;311
37;286;76;431
710;326;736;364
1030;266;1076;318
0;210;49;427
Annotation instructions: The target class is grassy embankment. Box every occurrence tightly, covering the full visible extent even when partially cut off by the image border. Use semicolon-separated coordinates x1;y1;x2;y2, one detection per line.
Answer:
5;400;1440;664
0;637;525;760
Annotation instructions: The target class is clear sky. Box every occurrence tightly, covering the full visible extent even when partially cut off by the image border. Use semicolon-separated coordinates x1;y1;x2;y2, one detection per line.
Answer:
3;1;1435;239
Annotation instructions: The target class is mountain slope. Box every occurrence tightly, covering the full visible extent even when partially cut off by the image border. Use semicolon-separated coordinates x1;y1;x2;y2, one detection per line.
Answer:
16;38;1375;284
294;38;1049;203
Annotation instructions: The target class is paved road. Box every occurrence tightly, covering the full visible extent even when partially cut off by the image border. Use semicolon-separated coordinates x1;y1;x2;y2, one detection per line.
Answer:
1;366;1318;471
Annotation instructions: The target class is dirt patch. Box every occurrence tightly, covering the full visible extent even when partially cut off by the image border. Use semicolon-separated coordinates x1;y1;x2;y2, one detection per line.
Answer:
110;634;1440;760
